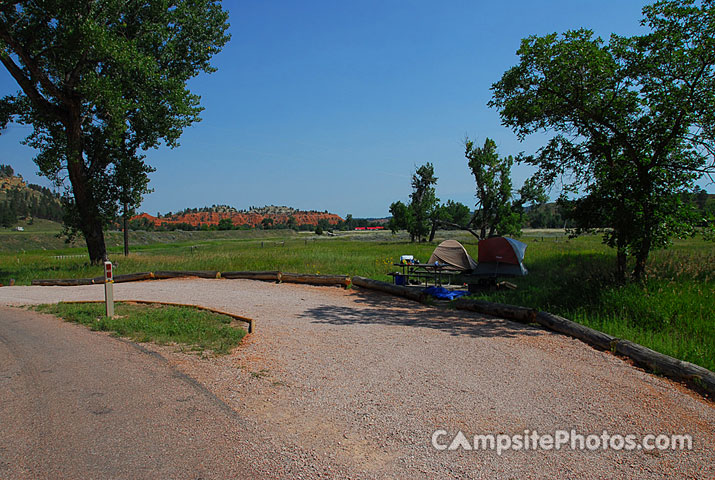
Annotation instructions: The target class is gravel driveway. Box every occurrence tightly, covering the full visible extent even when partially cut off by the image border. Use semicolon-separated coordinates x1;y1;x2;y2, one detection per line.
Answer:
2;278;713;479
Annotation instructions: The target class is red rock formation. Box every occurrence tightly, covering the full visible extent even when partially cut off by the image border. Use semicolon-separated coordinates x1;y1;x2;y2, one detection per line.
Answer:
131;210;343;228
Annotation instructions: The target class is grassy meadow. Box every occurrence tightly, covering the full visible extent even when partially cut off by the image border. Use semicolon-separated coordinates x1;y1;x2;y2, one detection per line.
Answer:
1;225;713;371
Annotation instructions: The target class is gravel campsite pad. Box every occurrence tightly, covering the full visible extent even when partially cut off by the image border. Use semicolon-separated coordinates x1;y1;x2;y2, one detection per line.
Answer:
2;278;713;479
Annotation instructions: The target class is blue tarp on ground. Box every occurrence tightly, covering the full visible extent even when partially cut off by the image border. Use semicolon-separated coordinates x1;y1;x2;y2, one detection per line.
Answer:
423;286;470;300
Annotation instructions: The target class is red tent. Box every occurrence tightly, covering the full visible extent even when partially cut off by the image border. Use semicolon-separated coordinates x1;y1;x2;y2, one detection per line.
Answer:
473;237;528;276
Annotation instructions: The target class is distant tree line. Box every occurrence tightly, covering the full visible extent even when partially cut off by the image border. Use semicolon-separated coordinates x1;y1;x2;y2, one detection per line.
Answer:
128;213;384;233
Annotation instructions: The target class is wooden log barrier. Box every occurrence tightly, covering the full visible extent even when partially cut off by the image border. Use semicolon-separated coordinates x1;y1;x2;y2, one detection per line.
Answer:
613;338;715;396
153;270;220;279
534;311;615;351
454;298;537;323
280;272;350;287
90;272;155;284
31;278;94;286
351;276;426;302
220;271;282;282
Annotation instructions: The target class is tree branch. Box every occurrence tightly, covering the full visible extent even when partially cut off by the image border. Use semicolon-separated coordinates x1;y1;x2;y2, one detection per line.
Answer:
0;52;62;119
0;22;68;106
435;220;481;240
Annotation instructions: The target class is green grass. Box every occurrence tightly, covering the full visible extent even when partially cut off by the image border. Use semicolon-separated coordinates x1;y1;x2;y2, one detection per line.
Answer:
3;228;713;370
35;302;247;354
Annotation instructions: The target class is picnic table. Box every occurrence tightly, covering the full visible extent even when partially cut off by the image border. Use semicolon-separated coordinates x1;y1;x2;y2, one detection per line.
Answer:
388;263;460;287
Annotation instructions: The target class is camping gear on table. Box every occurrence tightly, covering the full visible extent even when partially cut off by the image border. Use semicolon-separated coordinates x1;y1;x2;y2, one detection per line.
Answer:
399;255;415;265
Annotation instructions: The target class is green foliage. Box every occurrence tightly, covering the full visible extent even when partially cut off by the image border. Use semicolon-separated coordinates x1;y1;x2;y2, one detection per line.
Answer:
217;218;233;231
434;200;471;227
261;217;273;230
0;201;14;227
317;218;331;232
489;0;715;280
287;215;298;230
428;199;472;241
388;163;440;241
388;200;411;234
0;164;13;177
465;137;524;238
408;163;439;242
36;302;246;355
0;1;230;263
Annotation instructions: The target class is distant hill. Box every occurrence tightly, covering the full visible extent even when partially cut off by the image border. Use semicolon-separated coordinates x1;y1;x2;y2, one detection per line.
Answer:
132;205;343;230
0;165;64;227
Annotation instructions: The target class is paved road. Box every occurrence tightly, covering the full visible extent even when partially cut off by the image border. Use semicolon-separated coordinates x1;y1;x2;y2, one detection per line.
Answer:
0;306;264;479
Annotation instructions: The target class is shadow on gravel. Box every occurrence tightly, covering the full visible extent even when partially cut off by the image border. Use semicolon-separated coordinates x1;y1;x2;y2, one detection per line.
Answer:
302;289;543;339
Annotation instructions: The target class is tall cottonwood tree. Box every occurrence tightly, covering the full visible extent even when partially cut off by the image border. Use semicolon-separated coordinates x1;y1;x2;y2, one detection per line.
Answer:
465;137;521;238
490;0;715;281
388;163;439;242
408;163;438;242
0;1;230;263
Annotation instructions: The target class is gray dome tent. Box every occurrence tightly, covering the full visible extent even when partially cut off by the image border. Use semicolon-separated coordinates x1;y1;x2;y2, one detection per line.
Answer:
428;240;478;271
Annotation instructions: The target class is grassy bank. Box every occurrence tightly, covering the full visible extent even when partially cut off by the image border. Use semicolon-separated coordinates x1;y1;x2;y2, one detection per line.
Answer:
3;229;713;370
36;302;246;354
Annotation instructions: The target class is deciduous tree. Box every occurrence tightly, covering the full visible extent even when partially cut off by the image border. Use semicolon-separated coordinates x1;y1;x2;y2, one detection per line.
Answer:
0;1;230;263
408;163;438;242
490;0;715;280
465;137;523;238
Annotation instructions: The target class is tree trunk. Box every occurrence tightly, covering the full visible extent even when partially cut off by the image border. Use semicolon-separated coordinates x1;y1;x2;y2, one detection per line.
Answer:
616;248;627;284
428;220;437;242
123;202;129;256
65;111;107;265
81;217;108;265
632;235;651;281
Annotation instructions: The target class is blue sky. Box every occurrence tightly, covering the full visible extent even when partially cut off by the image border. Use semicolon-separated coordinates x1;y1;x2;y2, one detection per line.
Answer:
3;0;709;218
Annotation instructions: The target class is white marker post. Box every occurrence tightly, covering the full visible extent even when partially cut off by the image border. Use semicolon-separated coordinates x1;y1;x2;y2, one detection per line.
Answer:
104;261;114;317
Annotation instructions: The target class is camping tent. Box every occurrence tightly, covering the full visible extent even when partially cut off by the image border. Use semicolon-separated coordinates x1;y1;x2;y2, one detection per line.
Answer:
472;237;528;277
428;240;478;271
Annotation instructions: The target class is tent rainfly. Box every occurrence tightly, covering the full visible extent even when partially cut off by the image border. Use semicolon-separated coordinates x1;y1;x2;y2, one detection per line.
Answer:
473;236;528;277
427;240;478;271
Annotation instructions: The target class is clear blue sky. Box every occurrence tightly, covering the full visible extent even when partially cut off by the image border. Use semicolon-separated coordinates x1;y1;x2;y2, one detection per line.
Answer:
2;0;709;218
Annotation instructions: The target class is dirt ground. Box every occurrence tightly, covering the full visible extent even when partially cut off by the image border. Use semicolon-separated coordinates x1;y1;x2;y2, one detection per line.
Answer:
1;278;713;479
